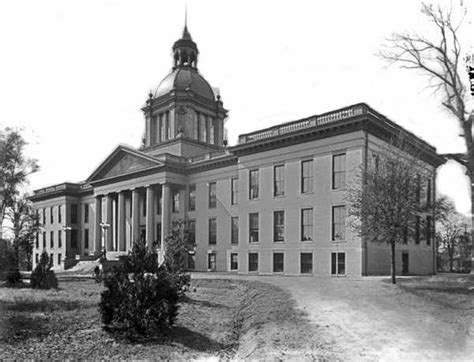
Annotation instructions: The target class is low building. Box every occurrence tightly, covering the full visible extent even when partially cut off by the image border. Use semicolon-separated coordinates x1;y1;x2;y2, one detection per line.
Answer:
30;24;443;275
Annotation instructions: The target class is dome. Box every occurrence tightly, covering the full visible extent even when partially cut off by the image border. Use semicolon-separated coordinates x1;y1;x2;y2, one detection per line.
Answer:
154;67;215;100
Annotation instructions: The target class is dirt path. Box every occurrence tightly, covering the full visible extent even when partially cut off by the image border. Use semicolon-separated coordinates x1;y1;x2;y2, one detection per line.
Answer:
192;273;473;360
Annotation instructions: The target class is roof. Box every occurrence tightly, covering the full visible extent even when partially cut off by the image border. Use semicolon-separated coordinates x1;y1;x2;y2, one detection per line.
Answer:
154;67;215;100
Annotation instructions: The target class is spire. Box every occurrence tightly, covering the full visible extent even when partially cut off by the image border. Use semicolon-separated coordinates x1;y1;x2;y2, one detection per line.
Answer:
182;4;192;40
172;6;198;69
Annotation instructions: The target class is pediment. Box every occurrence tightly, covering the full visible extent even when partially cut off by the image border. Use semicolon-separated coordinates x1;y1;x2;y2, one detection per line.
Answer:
87;146;163;182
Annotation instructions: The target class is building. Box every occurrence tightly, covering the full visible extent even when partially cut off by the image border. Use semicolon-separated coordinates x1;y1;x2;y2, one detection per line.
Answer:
30;23;443;275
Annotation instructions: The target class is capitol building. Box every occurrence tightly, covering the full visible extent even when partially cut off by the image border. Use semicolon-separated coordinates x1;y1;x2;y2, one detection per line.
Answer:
31;23;442;276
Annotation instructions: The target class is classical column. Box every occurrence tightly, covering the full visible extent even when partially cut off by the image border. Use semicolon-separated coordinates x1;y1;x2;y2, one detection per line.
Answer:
145;185;155;248
117;191;126;251
105;194;113;251
94;195;102;253
131;188;140;243
161;183;171;250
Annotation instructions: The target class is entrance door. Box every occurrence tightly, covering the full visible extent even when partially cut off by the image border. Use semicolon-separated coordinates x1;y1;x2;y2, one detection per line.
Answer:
402;252;409;275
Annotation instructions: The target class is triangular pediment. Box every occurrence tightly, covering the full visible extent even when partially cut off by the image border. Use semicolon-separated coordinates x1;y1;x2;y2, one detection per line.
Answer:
87;145;163;182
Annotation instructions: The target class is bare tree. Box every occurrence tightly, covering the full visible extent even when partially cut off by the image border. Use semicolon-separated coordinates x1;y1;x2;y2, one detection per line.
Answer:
347;141;434;284
379;2;473;268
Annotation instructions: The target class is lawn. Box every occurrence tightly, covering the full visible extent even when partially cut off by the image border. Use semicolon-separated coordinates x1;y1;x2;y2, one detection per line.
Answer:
0;276;328;359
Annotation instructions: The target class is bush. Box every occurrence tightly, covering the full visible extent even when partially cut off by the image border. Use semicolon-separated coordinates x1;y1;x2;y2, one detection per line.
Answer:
30;250;58;289
0;244;23;286
99;240;180;336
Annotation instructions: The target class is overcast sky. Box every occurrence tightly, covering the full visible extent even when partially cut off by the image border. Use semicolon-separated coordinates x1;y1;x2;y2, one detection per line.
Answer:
0;0;472;214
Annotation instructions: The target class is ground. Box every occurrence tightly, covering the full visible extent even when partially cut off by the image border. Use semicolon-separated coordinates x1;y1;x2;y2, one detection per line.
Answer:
0;273;473;360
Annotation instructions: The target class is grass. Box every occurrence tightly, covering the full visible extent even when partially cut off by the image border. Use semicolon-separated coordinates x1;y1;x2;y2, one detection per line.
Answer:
0;276;325;359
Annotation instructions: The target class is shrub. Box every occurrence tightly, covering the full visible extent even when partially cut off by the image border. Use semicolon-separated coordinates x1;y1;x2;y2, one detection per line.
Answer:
30;250;58;289
99;239;179;336
1;245;22;285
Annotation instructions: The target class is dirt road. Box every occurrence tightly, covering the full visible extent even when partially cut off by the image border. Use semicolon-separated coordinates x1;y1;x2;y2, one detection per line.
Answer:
193;273;473;360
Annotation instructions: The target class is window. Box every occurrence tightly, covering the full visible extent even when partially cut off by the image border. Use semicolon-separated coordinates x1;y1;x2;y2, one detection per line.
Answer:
71;229;78;249
248;252;258;272
273;211;284;242
35;253;39;264
42;208;46;225
50;231;54;248
208;253;216;271
426;216;432;246
209;182;217;208
142;193;146;217
231;217;239;245
249;169;259;199
301;253;313;274
84;229;89;249
331;252;346;275
188;220;196;244
209;218;217;245
426;178;432;206
230;253;238;270
71;204;78;224
301;208;313;241
172;190;180;213
209;118;215;145
35;233;39;248
231;178;238;205
50;206;54;224
42;231;46;248
249;213;259;242
199;113;207;142
332;153;346;190
188;185;196;211
50;253;54;266
301;160;313;193
273;165;285;196
273;252;284;273
84;204;89;223
332;206;346;241
58;205;62;224
57;253;62;266
58;230;62;248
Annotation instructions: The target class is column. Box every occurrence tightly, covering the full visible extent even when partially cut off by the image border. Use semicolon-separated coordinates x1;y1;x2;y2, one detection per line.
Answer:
161;183;171;250
131;188;140;243
105;194;113;251
94;195;102;253
117;191;126;251
146;185;155;248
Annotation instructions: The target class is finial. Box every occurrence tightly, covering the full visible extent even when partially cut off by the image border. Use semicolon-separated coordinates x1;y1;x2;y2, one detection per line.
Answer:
184;3;188;30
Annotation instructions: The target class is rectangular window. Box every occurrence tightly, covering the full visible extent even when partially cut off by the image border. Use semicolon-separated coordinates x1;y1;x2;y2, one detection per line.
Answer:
71;204;78;224
231;178;238;205
71;229;78;249
84;204;89;223
208;182;217;208
426;216;432;246
230;253;238;270
301;208;313;241
42;208;46;225
301;160;313;193
248;252;258;272
188;220;196;244
273;211;285;242
231;217;239;245
208;253;216;271
273;252;284;273
209;118;215;145
249;213;259;242
43;231;46;248
50;206;54;224
301;253;313;274
58;205;62;224
35;232;39;248
188;185;196;211
35;253;39;264
50;253;54;266
332;153;346;190
331;252;346;275
57;253;62;266
426;178;432;206
273;165;285;197
332;205;346;241
249;169;259;199
58;230;62;248
84;229;89;249
50;231;54;248
209;218;217;245
415;216;420;244
172;190;180;213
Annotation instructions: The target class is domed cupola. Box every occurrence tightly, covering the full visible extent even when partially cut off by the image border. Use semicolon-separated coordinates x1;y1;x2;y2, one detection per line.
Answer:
172;25;199;69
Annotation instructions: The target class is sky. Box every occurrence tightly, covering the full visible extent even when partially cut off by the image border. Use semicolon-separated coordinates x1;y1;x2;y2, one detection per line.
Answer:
0;0;472;215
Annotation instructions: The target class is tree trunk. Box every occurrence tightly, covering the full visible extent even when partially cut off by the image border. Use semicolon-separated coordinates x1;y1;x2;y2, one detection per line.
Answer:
390;240;396;284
